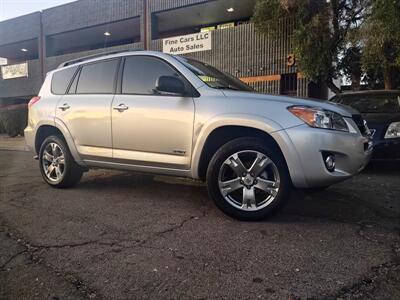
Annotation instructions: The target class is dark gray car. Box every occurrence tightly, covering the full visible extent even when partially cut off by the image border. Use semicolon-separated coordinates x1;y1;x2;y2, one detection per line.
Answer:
331;90;400;161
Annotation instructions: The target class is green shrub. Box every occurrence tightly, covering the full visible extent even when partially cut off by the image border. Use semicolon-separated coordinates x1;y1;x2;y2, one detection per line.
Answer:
0;105;28;137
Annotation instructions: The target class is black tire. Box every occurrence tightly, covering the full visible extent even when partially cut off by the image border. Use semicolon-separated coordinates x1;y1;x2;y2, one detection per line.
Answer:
206;137;292;221
39;135;83;188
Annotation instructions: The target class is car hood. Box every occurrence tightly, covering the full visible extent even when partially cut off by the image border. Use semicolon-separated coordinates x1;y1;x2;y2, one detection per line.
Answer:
222;91;358;117
362;112;400;125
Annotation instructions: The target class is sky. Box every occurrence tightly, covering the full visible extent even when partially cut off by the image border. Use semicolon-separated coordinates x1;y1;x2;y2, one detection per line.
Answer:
0;0;76;21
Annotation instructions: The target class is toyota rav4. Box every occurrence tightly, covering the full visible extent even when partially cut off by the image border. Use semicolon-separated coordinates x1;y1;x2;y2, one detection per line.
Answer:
25;51;373;220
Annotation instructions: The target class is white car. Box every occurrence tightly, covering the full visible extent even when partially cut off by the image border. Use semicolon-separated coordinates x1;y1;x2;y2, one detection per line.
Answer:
25;51;373;220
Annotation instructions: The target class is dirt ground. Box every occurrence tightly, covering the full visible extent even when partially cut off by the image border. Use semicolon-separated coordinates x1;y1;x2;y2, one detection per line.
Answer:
0;149;399;299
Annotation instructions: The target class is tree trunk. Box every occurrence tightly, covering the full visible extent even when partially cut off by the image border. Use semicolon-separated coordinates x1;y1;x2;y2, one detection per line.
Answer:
326;79;341;95
351;73;361;91
383;67;396;90
281;0;297;12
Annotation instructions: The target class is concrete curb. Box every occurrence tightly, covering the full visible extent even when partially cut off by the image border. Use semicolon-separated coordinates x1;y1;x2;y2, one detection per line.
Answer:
0;135;30;152
0;146;30;152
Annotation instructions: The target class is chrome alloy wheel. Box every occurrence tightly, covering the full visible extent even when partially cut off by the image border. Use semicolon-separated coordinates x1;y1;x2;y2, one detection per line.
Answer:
218;150;280;211
41;142;65;182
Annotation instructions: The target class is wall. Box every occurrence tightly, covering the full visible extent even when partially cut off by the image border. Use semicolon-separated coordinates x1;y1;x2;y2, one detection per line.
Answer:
0;0;144;100
146;0;209;46
45;42;143;72
0;12;41;46
0;0;309;99
151;21;308;97
42;0;143;36
0;59;42;98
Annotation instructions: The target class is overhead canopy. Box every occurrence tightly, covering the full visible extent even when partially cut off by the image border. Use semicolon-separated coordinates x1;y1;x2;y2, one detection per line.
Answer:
46;17;141;57
0;39;39;62
153;0;257;39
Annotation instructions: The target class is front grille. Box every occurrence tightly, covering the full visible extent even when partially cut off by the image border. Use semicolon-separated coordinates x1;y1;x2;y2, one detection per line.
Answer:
352;114;369;136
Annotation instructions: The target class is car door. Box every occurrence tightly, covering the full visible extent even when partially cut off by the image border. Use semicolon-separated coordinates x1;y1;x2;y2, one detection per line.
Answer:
111;55;195;170
56;58;120;160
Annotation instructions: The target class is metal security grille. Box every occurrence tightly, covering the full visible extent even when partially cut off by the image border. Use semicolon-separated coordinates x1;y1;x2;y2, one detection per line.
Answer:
280;73;297;96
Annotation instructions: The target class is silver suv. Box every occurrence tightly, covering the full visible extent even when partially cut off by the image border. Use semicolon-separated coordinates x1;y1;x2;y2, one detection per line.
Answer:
25;51;372;220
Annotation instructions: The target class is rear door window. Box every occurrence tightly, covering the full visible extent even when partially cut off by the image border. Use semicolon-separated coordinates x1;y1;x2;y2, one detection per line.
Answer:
51;66;78;95
76;59;119;94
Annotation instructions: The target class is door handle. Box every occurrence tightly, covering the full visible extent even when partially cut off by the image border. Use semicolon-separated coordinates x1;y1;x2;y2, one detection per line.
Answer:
58;103;70;111
113;103;129;112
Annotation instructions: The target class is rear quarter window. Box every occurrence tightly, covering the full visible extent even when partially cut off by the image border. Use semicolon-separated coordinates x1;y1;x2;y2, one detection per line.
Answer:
51;66;78;95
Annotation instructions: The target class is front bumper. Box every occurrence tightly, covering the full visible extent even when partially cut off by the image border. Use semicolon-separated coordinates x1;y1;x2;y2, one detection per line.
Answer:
371;138;400;161
282;124;372;188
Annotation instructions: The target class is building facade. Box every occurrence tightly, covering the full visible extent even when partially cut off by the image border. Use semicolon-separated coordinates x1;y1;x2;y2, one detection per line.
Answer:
0;0;313;105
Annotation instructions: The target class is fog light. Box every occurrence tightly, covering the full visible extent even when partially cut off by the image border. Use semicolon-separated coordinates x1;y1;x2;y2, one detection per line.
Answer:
324;155;335;172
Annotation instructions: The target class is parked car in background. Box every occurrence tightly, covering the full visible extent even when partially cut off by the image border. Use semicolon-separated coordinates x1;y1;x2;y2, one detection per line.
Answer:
25;51;373;220
331;90;400;161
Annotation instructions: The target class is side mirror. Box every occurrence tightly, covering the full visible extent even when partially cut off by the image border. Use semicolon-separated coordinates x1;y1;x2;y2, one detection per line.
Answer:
156;76;186;96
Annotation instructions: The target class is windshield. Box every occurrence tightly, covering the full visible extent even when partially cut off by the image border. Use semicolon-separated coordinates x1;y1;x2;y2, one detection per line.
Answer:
333;94;400;113
175;56;254;92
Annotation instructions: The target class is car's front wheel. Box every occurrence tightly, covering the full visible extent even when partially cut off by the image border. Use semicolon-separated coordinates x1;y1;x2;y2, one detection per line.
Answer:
39;135;83;188
206;137;291;221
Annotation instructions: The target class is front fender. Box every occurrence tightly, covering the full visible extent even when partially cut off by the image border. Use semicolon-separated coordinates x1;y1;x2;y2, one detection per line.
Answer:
190;113;284;178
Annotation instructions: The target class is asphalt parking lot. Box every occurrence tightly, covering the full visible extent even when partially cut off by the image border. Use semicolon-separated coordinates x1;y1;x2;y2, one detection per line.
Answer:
0;149;399;300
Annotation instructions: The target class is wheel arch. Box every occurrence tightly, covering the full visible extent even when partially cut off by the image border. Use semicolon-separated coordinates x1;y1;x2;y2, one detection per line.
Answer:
194;124;288;181
35;125;63;154
35;119;85;166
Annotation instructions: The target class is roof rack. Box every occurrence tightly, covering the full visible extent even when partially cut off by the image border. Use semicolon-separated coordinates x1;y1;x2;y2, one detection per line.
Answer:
57;48;144;69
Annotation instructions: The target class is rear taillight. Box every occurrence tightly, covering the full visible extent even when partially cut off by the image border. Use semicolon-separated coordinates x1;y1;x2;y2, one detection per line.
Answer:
28;96;41;108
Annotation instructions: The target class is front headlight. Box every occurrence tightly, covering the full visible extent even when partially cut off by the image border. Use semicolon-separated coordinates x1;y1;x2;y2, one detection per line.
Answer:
288;106;349;132
384;122;400;139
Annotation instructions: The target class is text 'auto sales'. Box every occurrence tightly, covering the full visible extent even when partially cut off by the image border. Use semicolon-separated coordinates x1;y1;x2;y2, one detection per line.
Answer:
163;32;212;55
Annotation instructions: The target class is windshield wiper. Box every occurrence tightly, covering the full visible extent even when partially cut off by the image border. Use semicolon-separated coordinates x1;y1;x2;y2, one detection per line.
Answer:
213;86;240;91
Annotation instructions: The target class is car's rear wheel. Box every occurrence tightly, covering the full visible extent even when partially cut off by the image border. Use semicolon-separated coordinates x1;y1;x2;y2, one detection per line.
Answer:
206;137;291;221
39;135;83;188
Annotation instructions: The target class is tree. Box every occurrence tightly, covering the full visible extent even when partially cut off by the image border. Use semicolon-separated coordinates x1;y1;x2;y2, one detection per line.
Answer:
361;0;400;90
339;46;362;90
253;0;369;94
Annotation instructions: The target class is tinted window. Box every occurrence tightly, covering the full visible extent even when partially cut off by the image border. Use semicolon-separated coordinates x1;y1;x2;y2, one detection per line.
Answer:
176;57;254;92
67;69;80;94
52;66;78;94
76;59;119;94
122;56;180;95
333;94;400;113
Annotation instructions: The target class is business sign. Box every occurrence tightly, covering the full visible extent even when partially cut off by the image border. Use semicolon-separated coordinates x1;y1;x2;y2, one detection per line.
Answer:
0;57;7;66
163;32;212;55
1;62;28;80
